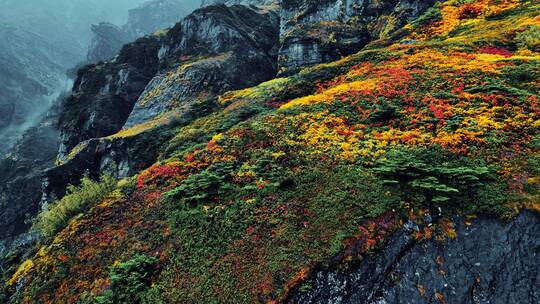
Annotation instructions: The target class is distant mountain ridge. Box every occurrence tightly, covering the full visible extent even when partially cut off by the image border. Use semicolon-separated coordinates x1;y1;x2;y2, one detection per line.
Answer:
87;0;199;63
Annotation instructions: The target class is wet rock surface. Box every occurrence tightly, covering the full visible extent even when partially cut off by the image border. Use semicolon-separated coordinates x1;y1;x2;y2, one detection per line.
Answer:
287;211;540;304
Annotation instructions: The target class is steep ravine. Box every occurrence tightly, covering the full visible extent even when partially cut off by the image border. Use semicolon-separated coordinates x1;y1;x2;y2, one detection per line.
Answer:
287;211;540;304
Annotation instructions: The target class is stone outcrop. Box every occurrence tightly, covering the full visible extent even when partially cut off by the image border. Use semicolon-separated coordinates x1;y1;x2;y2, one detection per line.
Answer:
278;0;438;73
124;3;279;127
0;103;62;256
287;211;540;304
58;35;163;160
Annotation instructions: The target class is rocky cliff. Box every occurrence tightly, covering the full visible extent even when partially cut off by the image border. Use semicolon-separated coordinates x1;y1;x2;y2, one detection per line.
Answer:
58;4;279;161
288;211;540;304
0;101;62;262
58;36;163;159
278;0;438;73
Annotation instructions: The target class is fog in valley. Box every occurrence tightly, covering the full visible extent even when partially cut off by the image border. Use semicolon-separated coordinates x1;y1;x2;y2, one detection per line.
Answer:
0;0;202;156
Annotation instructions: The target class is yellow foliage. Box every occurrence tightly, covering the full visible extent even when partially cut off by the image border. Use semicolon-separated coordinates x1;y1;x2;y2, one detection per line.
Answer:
8;259;34;286
67;142;89;161
281;79;378;109
109;114;173;138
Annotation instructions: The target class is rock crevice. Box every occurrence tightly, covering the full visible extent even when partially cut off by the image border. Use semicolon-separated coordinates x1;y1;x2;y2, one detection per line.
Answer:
288;212;540;304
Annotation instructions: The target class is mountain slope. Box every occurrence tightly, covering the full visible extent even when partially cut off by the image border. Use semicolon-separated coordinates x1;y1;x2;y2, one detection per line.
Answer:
2;0;540;303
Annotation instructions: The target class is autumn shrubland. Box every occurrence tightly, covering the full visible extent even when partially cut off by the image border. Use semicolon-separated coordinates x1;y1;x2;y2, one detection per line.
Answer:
4;1;540;303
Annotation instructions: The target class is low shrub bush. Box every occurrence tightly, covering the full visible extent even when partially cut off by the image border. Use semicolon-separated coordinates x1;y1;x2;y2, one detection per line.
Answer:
33;173;117;238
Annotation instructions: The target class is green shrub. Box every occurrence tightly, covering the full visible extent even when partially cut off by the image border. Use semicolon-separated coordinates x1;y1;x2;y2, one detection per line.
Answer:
165;169;225;208
516;25;540;52
93;254;158;304
33;173;117;238
372;148;504;213
410;6;442;28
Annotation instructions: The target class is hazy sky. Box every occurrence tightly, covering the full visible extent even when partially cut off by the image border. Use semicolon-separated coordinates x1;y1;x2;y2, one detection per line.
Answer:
0;0;203;57
0;0;149;26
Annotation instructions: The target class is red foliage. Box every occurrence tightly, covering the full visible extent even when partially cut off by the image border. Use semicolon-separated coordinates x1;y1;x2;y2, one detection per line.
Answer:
459;4;483;19
137;164;180;188
429;104;446;120
341;212;398;261
479;46;513;58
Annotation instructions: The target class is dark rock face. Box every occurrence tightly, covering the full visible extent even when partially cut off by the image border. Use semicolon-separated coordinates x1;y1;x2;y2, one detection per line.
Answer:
57;36;163;160
278;0;437;73
0;104;62;254
288;211;540;304
44;128;170;203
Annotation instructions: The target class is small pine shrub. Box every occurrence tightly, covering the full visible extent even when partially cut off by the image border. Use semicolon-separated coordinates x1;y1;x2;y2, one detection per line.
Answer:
93;254;158;304
372;148;504;214
165;169;224;208
33;173;117;238
516;26;540;52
